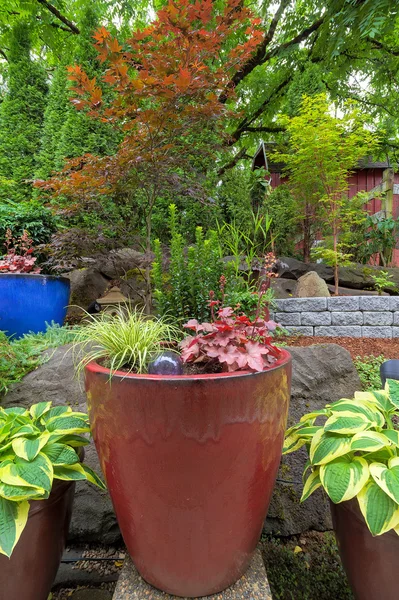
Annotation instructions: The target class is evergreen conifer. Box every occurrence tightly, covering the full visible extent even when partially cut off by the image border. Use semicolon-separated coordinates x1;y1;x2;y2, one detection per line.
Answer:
0;22;48;201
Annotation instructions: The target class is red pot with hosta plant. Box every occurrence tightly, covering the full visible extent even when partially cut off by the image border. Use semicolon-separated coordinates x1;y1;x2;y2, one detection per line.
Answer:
81;293;291;597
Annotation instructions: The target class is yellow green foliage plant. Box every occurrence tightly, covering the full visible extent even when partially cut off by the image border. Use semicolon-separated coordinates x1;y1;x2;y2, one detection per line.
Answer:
283;379;399;537
0;401;105;557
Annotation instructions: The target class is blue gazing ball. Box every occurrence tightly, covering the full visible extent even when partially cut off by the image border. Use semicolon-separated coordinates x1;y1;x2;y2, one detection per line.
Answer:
148;351;183;375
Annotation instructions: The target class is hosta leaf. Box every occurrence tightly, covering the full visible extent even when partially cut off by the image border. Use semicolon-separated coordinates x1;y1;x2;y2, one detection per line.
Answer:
301;469;321;502
10;424;38;439
0;497;29;557
295;426;321;438
299;410;328;423
49;434;90;447
330;400;383;426
384;430;399;447
46;415;90;435
0;482;46;502
320;456;369;503
386;379;399;409
310;430;352;465
351;431;391;452
282;433;307;454
42;443;79;466
81;465;106;490
355;391;393;412
357;480;399;536
42;406;72;421
324;413;370;435
29;402;52;421
53;464;88;482
12;435;49;462
370;458;399;504
1;454;53;493
3;408;27;417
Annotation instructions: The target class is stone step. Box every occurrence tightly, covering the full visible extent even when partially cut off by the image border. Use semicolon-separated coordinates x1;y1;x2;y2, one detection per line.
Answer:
113;549;272;599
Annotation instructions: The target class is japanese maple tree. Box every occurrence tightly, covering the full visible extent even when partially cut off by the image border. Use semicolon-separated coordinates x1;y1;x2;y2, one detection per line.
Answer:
36;0;263;311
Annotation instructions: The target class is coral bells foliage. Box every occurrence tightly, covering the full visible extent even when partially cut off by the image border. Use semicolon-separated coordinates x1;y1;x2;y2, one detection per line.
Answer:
180;269;281;372
0;229;40;274
35;0;263;206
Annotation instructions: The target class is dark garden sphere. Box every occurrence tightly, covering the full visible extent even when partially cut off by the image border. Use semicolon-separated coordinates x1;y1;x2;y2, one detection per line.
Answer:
0;274;70;338
148;351;183;375
380;359;399;387
85;350;292;597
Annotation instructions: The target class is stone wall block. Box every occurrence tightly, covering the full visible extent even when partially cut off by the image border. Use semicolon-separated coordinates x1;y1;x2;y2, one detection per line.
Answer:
359;296;390;311
301;312;331;326
363;312;393;326
327;296;360;311
362;326;392;338
278;298;327;312
314;326;362;337
285;326;314;336
331;312;363;326
275;312;301;326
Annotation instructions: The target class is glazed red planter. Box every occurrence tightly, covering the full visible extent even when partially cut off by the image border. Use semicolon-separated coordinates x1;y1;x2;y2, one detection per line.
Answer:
85;349;292;597
331;499;399;600
0;479;75;600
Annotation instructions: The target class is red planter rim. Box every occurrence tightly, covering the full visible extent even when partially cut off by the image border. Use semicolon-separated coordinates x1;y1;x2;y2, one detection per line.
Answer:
85;347;292;381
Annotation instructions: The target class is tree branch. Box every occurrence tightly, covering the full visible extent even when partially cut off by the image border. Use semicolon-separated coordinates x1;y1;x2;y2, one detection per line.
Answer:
245;125;285;133
219;0;289;102
220;9;325;103
366;37;399;57
0;48;8;62
228;75;291;144
217;147;251;176
36;0;80;34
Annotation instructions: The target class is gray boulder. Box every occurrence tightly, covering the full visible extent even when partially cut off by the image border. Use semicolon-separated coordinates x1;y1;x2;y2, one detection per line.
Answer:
270;277;296;299
4;344;360;541
295;271;330;298
99;248;155;280
65;268;110;318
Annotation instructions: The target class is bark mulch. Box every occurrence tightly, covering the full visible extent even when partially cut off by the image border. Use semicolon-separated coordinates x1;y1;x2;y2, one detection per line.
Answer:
282;336;399;360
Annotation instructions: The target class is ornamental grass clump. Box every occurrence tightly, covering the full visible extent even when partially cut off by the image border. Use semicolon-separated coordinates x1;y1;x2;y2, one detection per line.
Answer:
0;401;105;557
283;379;399;537
74;308;181;376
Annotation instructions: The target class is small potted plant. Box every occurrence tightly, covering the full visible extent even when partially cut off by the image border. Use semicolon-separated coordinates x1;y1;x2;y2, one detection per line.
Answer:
76;261;292;597
0;400;105;600
0;229;70;338
283;379;399;600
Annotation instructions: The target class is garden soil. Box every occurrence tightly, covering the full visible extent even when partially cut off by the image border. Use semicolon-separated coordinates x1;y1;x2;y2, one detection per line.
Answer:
283;336;399;360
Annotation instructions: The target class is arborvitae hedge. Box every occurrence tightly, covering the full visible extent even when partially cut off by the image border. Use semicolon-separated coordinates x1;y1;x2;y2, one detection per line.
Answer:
0;22;48;202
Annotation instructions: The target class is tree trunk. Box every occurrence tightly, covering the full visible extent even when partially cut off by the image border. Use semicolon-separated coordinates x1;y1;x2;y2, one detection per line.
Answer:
333;226;339;296
303;208;311;263
144;213;152;315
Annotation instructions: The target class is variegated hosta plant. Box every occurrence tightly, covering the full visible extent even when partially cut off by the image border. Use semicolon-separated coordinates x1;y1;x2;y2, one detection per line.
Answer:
0;401;105;558
283;379;399;538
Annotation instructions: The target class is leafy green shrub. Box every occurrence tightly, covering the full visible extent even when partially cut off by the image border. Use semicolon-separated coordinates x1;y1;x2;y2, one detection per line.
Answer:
371;271;397;295
354;355;385;390
0;200;58;253
260;185;299;257
0;401;104;557
152;204;223;322
284;379;399;536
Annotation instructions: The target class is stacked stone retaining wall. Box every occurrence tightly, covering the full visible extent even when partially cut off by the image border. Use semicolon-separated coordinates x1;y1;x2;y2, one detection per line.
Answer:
272;296;399;338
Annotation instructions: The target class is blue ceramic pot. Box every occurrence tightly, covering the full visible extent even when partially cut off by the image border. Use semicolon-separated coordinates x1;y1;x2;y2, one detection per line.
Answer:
0;274;70;338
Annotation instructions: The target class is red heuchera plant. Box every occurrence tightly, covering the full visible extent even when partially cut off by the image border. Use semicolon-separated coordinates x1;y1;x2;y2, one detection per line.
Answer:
180;255;281;372
0;229;41;274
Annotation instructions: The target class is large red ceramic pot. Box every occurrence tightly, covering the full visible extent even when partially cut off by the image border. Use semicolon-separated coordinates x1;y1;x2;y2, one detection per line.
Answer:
331;499;399;600
85;349;292;597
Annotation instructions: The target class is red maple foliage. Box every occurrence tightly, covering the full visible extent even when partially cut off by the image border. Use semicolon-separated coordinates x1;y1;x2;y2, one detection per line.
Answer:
0;229;41;274
35;0;263;310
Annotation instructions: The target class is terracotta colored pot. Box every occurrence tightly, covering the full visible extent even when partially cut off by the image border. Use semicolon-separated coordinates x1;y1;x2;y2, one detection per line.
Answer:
331;499;399;600
0;479;76;600
85;349;292;597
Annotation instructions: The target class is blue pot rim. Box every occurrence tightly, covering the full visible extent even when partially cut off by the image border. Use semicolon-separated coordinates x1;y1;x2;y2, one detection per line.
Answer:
0;273;70;284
